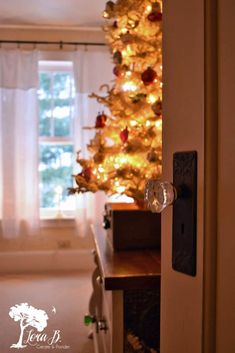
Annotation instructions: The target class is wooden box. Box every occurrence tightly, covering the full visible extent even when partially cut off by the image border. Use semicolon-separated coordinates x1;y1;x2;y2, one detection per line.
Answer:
103;203;161;251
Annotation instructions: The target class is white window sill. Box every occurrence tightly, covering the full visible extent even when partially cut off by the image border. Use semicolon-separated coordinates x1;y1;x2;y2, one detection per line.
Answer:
40;209;76;228
40;218;76;229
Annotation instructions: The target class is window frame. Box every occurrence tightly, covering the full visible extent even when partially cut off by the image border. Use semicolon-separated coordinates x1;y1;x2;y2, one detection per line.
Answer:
38;59;76;220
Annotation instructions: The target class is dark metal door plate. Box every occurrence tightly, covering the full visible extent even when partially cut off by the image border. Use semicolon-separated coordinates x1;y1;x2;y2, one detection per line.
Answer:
172;151;197;276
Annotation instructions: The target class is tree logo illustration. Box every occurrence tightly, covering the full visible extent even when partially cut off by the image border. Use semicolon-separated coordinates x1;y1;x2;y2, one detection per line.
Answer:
9;303;49;349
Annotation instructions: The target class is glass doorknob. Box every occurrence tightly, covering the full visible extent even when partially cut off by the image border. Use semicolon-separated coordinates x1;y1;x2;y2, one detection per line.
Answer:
145;180;177;213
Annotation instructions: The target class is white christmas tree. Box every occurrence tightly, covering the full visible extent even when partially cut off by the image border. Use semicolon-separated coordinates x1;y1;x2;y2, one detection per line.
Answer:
69;0;162;208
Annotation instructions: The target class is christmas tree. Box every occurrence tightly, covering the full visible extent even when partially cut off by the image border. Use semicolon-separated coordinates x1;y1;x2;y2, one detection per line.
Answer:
69;0;162;207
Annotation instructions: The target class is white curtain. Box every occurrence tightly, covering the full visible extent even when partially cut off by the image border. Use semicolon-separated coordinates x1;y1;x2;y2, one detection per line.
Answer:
0;49;39;239
72;46;113;235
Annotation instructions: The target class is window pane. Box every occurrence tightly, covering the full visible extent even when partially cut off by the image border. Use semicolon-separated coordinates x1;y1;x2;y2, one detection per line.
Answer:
54;116;71;137
53;73;71;99
53;100;71;137
39;99;51;136
38;73;52;99
53;73;73;137
39;144;74;209
38;73;52;136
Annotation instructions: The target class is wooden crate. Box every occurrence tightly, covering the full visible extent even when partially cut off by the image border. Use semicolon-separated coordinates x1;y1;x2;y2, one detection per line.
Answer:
103;203;161;251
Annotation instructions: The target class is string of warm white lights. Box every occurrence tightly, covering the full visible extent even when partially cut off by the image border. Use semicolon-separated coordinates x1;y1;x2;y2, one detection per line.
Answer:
69;0;162;207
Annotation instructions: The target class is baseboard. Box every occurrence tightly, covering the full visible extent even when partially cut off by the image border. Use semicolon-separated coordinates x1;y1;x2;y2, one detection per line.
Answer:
0;249;94;274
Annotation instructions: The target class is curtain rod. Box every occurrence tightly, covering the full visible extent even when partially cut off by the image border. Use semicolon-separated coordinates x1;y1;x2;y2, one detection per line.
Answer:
0;40;106;48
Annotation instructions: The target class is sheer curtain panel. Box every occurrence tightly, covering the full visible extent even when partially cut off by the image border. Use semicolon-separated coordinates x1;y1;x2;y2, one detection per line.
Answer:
0;49;39;238
72;46;113;236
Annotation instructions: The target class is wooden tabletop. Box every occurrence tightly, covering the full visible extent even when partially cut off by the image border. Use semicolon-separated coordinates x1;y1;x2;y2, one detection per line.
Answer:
91;224;161;291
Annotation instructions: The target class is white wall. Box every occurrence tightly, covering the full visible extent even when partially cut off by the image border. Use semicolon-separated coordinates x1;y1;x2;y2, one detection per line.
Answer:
0;222;95;272
0;27;105;49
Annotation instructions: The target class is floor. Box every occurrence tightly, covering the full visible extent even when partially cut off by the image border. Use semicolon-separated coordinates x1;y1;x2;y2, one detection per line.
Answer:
0;271;94;353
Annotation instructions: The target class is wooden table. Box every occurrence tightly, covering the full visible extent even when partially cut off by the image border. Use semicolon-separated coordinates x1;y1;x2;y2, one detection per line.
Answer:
91;224;161;290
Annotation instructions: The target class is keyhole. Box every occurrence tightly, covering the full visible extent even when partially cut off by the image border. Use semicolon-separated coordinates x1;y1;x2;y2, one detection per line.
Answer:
181;223;185;234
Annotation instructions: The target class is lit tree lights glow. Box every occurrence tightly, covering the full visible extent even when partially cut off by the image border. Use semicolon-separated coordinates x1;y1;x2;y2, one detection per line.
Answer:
69;0;162;207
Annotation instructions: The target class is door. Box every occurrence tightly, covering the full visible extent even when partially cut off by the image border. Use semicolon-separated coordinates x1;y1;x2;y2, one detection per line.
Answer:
161;1;235;352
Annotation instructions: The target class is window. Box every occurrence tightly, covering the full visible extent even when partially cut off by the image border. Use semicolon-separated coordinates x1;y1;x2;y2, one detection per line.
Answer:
38;61;76;218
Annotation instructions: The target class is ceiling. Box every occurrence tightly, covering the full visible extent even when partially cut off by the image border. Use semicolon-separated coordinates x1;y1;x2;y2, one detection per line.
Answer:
0;0;105;29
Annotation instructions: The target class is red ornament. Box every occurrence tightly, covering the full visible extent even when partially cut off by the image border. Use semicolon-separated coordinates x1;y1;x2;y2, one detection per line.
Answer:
80;167;92;182
141;67;157;85
113;50;122;64
113;65;121;77
105;1;115;12
147;149;159;162
152;100;162;116
95;112;107;128
147;2;162;22
113;64;129;77
120;127;129;143
113;20;118;28
147;11;162;22
120;32;134;45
